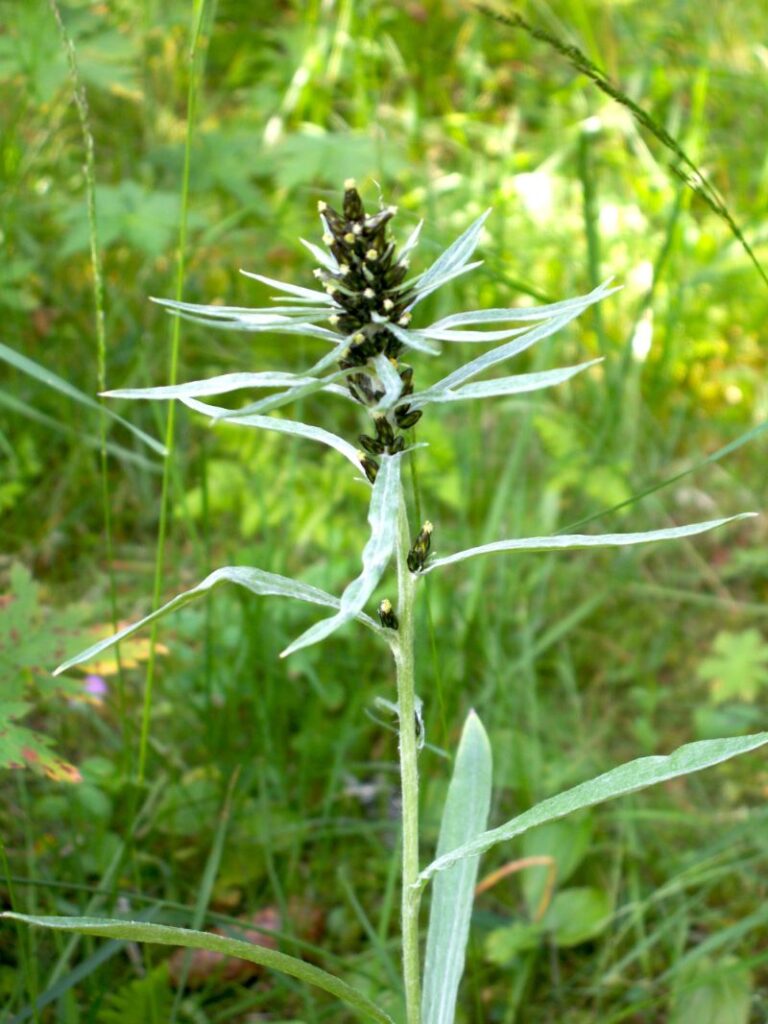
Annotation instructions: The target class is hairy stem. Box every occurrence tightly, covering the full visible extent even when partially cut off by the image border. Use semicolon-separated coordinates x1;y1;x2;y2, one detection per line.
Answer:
394;489;422;1024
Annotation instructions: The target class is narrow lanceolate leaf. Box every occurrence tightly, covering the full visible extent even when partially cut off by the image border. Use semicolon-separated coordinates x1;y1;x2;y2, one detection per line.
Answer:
425;312;585;394
182;397;364;472
409;260;484;307
418;732;768;886
384;321;442;356
205;370;349;419
53;566;384;677
0;340;166;457
409;360;601;409
399;219;424;259
168;311;340;342
281;453;404;657
372;353;404;411
417;324;531;343
422;711;492;1024
425;279;620;329
300;237;340;271
410;209;491;300
239;270;335;303
151;296;333;320
2;915;394;1024
103;372;320;401
424;515;757;573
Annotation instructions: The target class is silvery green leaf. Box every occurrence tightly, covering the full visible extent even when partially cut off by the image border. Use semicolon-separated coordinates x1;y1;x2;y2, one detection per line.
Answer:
431;303;601;394
409;261;484;308
300;237;339;271
0;341;166;457
207;370;348;419
306;336;357;375
103;372;318;401
281;453;404;657
383;321;442;356
418;731;768;886
409;360;601;409
399;219;424;259
239;270;333;303
167;311;340;342
422;711;492;1024
182;397;363;471
372;353;404;411
412;209;491;295
427;279;620;329
417;324;531;343
53;566;384;677
2;914;394;1024
423;514;757;573
151;297;333;320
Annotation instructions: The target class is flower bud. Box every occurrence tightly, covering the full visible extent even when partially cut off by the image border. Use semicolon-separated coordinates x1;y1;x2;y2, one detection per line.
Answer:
407;520;433;573
377;598;399;630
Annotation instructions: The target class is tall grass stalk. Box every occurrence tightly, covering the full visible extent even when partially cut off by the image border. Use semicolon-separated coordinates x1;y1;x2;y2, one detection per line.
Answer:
139;0;212;782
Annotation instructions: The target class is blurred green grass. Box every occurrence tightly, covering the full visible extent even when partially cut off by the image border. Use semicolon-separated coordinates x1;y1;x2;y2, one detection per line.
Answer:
1;0;768;1020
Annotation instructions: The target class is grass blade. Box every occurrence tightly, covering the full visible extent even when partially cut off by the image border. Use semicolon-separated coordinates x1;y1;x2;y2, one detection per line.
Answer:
0;341;165;456
419;732;768;885
422;710;492;1024
2;914;394;1024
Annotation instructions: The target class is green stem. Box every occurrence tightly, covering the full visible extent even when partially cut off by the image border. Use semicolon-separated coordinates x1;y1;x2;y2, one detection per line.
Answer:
394;490;421;1024
138;0;210;782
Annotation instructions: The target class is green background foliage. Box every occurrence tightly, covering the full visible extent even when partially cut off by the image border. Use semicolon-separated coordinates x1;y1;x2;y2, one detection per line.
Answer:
1;0;767;1019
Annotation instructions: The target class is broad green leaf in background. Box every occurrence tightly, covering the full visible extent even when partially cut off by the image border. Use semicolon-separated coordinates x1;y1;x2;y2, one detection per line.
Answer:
669;956;752;1024
423;515;757;573
419;732;768;885
281;453;404;657
696;629;768;704
1;915;394;1024
0;702;81;783
521;817;593;918
541;886;612;947
422;710;492;1024
53;566;385;677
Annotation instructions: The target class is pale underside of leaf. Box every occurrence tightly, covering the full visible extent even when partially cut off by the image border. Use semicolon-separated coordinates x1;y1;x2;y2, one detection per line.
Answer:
427;280;621;329
151;296;333;320
419;731;768;885
430;284;615;394
423;514;757;572
239;270;334;303
281;453;404;657
102;372;320;401
371;353;405;411
2;914;394;1024
422;711;493;1024
409;260;484;307
409;360;600;409
182;397;364;472
53;566;384;676
410;209;491;302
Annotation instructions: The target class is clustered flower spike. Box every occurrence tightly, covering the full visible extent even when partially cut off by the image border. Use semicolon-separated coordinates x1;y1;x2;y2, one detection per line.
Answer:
317;180;422;481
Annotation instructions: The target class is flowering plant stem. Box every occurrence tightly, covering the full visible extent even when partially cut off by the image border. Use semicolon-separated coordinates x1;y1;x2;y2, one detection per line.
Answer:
393;488;422;1024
